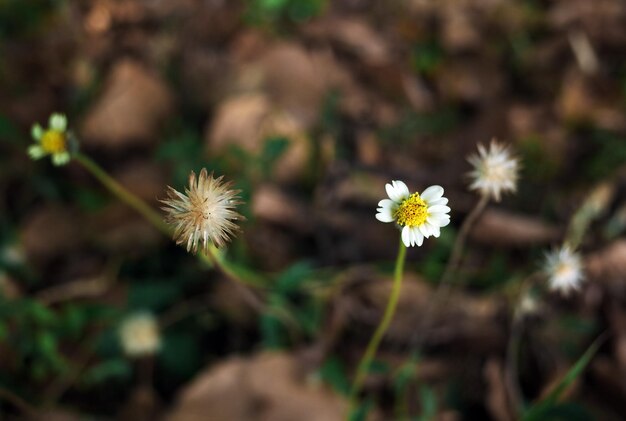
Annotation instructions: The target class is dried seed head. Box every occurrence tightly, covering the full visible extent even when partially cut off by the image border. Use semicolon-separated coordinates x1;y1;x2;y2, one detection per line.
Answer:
161;169;244;254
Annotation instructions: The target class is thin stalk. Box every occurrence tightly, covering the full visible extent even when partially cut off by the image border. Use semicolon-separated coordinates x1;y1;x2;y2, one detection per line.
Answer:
506;311;524;417
347;238;407;419
439;194;489;286
411;194;489;347
74;153;268;311
74;153;171;236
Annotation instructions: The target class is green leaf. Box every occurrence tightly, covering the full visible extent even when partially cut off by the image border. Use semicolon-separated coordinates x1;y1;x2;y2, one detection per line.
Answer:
523;403;592;421
418;385;438;421
348;398;374;421
319;356;351;395
275;262;314;292
259;136;290;176
523;334;606;421
263;293;290;347
28;302;57;326
159;332;201;379
129;281;182;311
82;359;131;385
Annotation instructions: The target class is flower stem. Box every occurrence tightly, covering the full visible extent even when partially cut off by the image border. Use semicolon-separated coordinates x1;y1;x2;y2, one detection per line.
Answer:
439;194;489;286
411;194;489;348
74;153;264;295
74;153;171;236
347;237;407;419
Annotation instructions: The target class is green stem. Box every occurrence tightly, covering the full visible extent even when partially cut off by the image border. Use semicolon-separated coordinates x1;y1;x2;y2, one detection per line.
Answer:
347;237;407;419
74;153;171;236
74;153;302;333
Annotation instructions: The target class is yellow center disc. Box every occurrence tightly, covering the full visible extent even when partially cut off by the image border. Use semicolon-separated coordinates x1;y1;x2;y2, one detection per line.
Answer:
394;193;428;227
41;130;66;154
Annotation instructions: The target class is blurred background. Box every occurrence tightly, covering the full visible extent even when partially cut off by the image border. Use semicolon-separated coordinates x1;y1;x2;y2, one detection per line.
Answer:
1;0;626;419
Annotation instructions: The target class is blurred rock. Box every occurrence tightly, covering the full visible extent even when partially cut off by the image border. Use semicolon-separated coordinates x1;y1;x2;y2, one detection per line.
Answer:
205;92;311;183
441;5;482;51
167;352;347;421
470;209;561;247
303;17;391;65
437;60;504;104
252;185;314;235
586;240;626;284
557;70;625;130
81;59;174;149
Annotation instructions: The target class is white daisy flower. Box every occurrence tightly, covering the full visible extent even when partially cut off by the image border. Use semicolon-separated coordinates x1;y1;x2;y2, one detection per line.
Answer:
376;180;451;247
119;312;161;358
467;140;519;202
28;113;72;166
544;245;584;296
161;168;244;254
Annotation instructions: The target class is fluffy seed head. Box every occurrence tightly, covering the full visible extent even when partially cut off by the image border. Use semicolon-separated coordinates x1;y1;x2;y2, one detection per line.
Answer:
161;169;243;254
544;245;584;296
376;180;451;247
119;312;160;358
467;139;519;202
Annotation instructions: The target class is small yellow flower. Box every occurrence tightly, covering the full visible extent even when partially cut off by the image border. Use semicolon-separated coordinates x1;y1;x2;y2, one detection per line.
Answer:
376;180;451;247
119;312;161;358
467;140;519;202
28;113;72;166
161;168;244;254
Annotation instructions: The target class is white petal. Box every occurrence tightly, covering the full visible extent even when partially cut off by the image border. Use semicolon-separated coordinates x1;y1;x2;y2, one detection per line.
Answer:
49;113;67;132
386;180;410;202
428;205;451;214
418;223;431;238
414;229;424;246
31;124;43;141
402;226;411;247
421;185;444;202
28;145;45;159
409;227;418;246
376;208;394;222
427;214;449;225
429;224;441;238
427;197;448;206
377;199;396;210
52;152;70;166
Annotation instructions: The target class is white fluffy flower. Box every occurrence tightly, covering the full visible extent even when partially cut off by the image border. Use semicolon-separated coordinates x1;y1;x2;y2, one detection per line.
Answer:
119;313;161;358
544;246;584;295
376;180;451;247
468;140;519;202
161;168;243;254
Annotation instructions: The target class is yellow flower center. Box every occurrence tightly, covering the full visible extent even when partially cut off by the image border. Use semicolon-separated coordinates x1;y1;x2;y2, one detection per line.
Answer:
394;193;428;227
41;130;66;154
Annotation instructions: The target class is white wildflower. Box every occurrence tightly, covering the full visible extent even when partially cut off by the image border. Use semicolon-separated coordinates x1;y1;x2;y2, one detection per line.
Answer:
28;113;72;166
119;313;161;358
468;140;519;202
376;180;451;247
544;246;585;295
